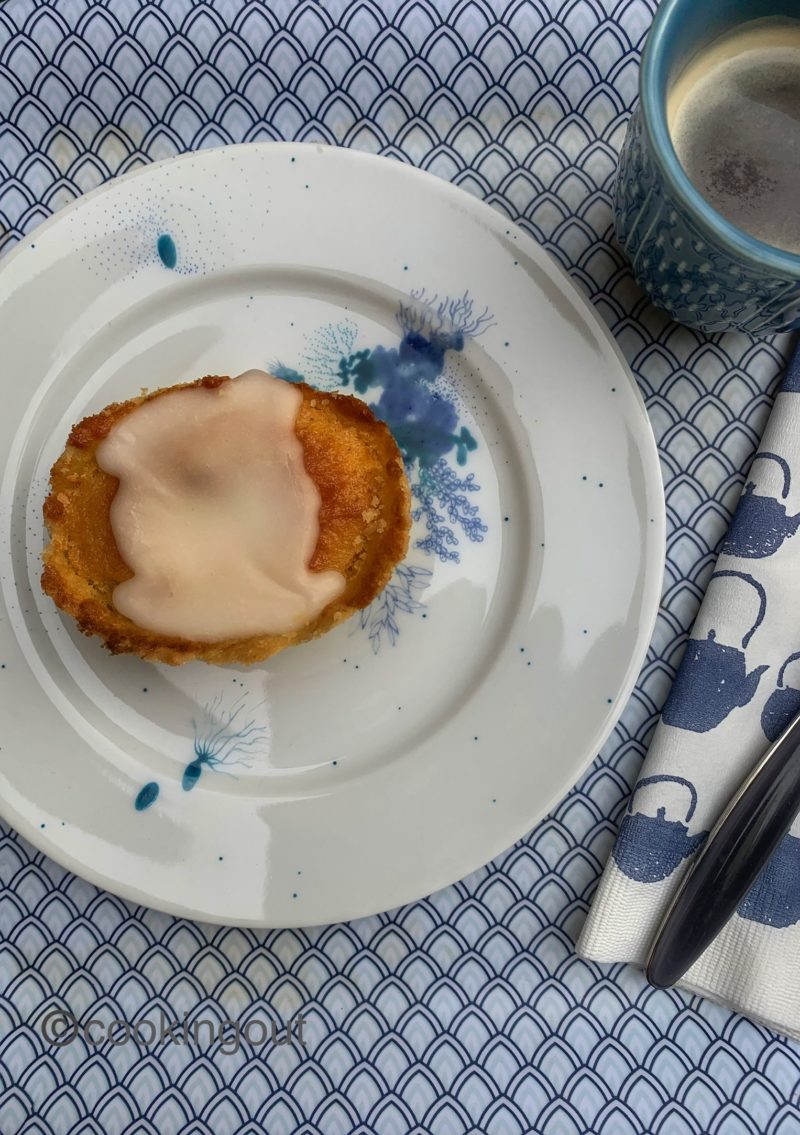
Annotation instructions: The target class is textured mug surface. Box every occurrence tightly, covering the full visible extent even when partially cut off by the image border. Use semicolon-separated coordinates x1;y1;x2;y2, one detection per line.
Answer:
615;0;800;334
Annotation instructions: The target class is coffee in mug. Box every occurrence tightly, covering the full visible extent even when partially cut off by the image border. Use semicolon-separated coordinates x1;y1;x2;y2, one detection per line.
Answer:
667;18;800;256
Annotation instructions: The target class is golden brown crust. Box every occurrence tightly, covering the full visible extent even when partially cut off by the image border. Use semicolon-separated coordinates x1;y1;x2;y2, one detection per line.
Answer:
41;375;411;665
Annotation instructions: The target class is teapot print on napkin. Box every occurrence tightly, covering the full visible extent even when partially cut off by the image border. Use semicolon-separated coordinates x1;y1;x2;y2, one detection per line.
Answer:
612;775;708;883
721;453;800;559
738;832;800;928
761;652;800;743
661;571;769;733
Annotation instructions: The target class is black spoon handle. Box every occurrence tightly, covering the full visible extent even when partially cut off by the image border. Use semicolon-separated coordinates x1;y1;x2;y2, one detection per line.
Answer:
646;710;800;989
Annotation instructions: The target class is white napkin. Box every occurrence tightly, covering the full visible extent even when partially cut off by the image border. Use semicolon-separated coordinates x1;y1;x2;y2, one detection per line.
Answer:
579;345;800;1039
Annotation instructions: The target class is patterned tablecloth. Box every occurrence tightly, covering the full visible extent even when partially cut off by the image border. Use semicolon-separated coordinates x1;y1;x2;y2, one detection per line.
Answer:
1;2;798;1133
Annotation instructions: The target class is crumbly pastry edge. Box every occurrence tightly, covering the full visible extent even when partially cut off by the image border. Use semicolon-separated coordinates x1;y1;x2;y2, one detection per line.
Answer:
41;375;412;666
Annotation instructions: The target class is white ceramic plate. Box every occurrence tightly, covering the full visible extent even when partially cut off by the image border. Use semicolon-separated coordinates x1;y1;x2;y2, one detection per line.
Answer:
0;143;664;926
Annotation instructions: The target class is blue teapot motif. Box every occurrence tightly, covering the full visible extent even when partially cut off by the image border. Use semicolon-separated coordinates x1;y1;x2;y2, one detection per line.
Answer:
722;453;800;559
613;775;708;883
661;571;769;733
738;833;800;928
782;355;800;393
761;651;800;742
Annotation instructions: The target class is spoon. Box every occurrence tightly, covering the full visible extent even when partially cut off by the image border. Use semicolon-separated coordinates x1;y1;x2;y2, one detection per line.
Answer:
645;708;800;988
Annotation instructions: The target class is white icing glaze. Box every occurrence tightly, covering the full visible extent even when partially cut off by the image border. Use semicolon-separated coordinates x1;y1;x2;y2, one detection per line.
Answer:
95;369;345;641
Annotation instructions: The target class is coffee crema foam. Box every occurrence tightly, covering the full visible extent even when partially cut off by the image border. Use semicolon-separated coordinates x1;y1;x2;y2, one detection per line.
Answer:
667;18;800;256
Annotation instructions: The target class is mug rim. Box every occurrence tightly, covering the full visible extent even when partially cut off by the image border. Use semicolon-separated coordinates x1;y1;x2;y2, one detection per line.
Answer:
640;0;800;276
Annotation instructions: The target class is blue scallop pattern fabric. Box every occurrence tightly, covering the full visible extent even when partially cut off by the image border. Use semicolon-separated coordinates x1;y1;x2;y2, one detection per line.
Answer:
1;2;799;1133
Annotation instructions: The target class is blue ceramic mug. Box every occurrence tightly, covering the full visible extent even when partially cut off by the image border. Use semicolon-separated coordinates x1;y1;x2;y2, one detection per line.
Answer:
615;0;800;334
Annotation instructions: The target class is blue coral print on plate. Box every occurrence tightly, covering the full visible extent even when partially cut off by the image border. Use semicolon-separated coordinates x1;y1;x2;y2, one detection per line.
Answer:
275;290;492;651
182;690;269;791
134;687;270;808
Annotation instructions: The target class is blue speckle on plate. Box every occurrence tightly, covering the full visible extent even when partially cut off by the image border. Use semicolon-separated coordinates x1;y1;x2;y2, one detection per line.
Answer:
135;782;160;811
182;761;203;791
157;233;177;269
